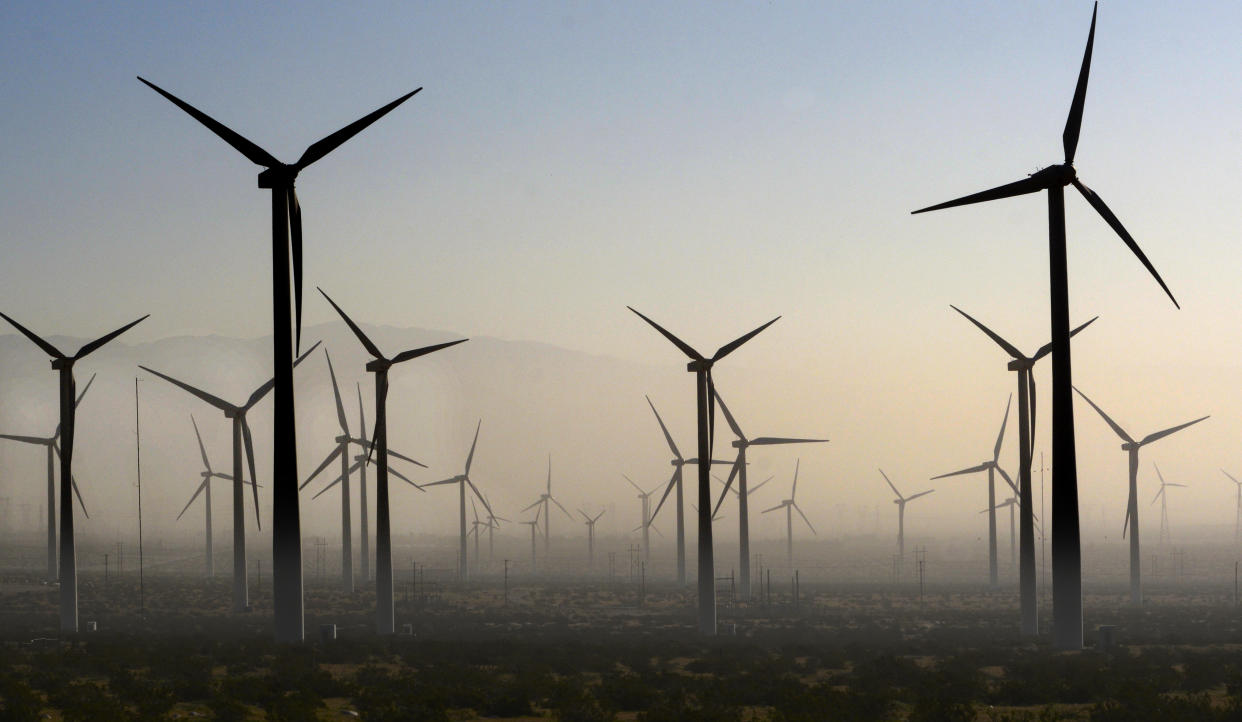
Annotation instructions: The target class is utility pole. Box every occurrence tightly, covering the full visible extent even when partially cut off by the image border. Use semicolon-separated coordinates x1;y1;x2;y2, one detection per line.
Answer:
640;561;645;607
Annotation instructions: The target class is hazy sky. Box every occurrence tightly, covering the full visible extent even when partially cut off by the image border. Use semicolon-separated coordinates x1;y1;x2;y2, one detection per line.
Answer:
2;2;1242;550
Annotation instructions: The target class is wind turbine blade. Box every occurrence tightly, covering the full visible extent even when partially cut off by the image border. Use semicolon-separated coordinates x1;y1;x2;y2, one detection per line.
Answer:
592;510;606;523
466;479;493;515
906;489;935;502
139;365;232;412
623;474;643;494
300;446;345;491
993;394;1012;462
295;88;422;170
73;373;96;409
391;338;468;365
1072;387;1134;444
137;77;280;166
422;477;460;488
1223;469;1241;485
713;459;743;518
547;454;552;494
645;396;682;460
911;175;1045;214
713;388;745;441
579;509;591;523
311;476;344;501
760;502;785;514
191;415;211;471
288;188;304;354
949;305;1022;359
551;496;573;520
878;469;902;499
750;437;828;446
245;339;320;410
356;382;367;442
383;462;423;491
1153;462;1166;487
1028;372;1037;443
1151;486;1164;505
792;458;800;499
748;476;775;496
242;418;261;529
995;465;1018;495
713;317;781;362
68;475;88;518
465;419;482;475
649;472;678;521
627;307;703;361
649;524;663;538
930;463;991;480
520;498;542;513
794;504;816;535
1071;179;1178;309
1139;416;1209;446
1062;2;1097;165
380;445;427;469
0;434;48;445
1032;316;1098;362
324;349;349;434
176;478;210;521
0;312;64;358
1122;504;1131;539
317;288;385;360
74;315;148;360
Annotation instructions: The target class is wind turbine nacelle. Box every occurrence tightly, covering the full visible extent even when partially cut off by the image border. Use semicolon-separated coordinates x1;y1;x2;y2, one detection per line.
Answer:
1006;359;1032;372
686;359;712;373
365;359;390;372
333;434;350;444
50;358;72;370
257;165;296;189
1121;442;1139;451
1030;164;1076;188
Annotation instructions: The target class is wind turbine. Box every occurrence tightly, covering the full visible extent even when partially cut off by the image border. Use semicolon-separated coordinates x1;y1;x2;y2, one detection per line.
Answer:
1222;470;1242;545
979;497;1022;569
0;373;95;580
520;454;572;562
139;342;318;610
949;306;1095;634
0;312;146;633
1073;386;1207;605
911;3;1179;650
711;390;826;599
580;509;606;568
176;416;257;578
623;474;661;563
139;77;419;643
932;396;1014;588
1152;463;1187;546
521;508;541;574
318;288;467;634
761;460;815;568
878;469;933;561
300;348;426;593
424;421;493;582
629;307;778;635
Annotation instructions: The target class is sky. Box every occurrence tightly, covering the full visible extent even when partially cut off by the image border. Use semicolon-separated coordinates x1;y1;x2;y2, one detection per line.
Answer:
2;2;1242;558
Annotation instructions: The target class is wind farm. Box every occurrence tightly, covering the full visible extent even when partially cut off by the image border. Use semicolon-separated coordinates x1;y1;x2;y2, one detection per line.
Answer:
5;1;1242;719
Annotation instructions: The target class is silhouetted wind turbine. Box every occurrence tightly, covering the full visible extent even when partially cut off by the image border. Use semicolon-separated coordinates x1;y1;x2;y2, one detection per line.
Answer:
711;390;825;599
761;460;815;568
0;312;146;633
319;288;466;634
139;77;418;643
644;397;728;586
1222;470;1242;545
521;508;541;574
0;373;95;580
1073;386;1207;605
949;306;1095;635
176;416;258;578
932;396;1014;588
1152;463;1186;546
911;3;1179;650
580;509;606;568
425;421;493;582
878;469;933;561
624;474;661;563
140;342;318;610
521;454;572;561
629;307;778;635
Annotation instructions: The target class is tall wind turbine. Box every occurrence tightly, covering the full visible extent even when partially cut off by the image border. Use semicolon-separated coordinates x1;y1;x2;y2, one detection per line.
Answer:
629;307;778;635
139;77;419;643
623;474;661;562
711;390;825;599
521;454;572;561
949;306;1095;634
878;469;933;561
424;421;493;582
1073;387;1207;605
300;348;426;593
580;509;606;568
761;460;815;568
319;289;466;634
0;312;146;633
140;342;318;610
932;396;1015;588
176;416;257;578
521;509;541;574
1222;470;1242;545
0;374;95;580
1152;463;1187;546
911;3;1179;649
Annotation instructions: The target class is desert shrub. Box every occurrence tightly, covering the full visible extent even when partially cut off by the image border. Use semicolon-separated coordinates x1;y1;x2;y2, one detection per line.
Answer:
266;689;324;722
350;665;448;722
51;681;128;722
597;671;650;711
206;692;249;722
0;675;43;722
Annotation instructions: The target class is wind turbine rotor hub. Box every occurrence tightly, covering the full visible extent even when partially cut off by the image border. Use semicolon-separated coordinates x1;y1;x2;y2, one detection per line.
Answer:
365;359;391;372
50;358;72;370
1121;442;1139;451
1006;358;1033;372
256;164;297;189
686;359;713;373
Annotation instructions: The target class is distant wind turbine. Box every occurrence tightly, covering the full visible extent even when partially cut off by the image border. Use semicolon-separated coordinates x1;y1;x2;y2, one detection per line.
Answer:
1222;470;1242;545
140;341;318;610
424;421;494;582
931;396;1014;588
761;460;815;568
623;474;661;562
878;469;933;561
1151;463;1187;546
580;509;606;568
520;454;572;562
139;76;419;643
521;509;541;574
911;2;1179;650
319;288;467;634
176;416;257;578
0;311;147;633
0;373;95;580
1073;386;1207;605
